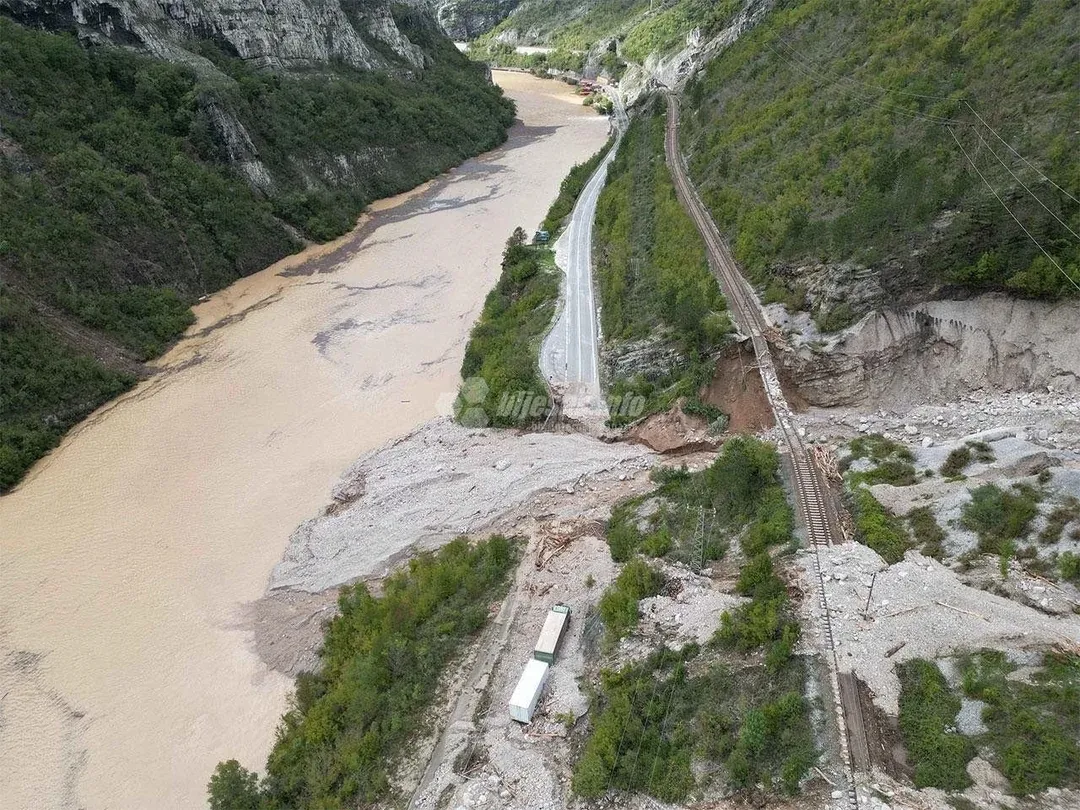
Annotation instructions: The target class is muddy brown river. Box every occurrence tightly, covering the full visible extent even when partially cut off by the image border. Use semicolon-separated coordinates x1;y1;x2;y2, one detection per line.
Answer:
0;73;607;809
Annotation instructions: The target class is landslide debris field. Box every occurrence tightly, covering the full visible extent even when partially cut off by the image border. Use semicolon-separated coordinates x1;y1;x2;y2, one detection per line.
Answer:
255;402;1079;810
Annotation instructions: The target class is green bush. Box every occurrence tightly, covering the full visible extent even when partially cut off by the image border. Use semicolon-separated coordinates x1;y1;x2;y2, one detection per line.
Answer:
1059;552;1080;584
598;557;664;641
851;488;909;563
961;483;1039;555
898;659;975;791
213;535;519;806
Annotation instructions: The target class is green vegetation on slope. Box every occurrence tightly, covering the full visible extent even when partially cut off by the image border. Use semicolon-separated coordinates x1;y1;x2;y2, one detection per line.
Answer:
0;15;514;490
605;436;792;566
483;0;740;64
571;644;815;801
898;659;976;791
576;437;812;802
681;0;1080;308
598;556;665;642
851;488;910;564
594;96;732;425
961;482;1040;554
0;296;135;490
457;230;558;427
960;650;1080;795
210;535;520;808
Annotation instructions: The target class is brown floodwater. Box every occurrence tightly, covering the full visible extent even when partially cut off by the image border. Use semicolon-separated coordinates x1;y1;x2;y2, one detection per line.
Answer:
0;72;607;809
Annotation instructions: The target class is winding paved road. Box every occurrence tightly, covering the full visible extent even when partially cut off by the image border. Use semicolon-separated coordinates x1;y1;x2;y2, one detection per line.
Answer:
540;91;629;421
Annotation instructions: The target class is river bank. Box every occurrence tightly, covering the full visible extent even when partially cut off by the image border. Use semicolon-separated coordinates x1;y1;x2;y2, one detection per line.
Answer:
0;72;607;809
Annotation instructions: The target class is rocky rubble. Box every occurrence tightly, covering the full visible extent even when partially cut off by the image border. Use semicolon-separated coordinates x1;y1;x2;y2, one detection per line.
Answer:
270;418;653;592
796;543;1080;717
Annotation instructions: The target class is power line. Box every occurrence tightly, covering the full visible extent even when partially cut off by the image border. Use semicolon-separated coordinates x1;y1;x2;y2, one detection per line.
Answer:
964;101;1080;205
949;126;1080;293
973;129;1079;241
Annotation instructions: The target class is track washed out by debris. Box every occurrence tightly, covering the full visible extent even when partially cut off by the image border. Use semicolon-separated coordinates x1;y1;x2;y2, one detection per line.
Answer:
666;93;864;809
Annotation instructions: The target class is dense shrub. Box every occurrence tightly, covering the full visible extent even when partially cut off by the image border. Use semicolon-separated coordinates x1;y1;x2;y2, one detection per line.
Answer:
961;483;1040;554
212;535;520;807
604;437;790;566
898;659;976;791
851;488;910;564
457;231;559;427
598;557;664;641
573;646;815;801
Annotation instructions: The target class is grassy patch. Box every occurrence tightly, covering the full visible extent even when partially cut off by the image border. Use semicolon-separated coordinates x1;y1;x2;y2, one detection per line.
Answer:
457;232;558;427
960;650;1080;795
594;96;733;426
845;434;917;487
961;483;1040;555
908;506;947;560
212;535;520;806
598;557;665;642
851;488;909;563
1039;496;1080;545
897;659;976;791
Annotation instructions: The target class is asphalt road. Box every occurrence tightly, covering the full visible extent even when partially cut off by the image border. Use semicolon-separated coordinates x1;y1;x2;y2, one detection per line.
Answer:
541;93;627;420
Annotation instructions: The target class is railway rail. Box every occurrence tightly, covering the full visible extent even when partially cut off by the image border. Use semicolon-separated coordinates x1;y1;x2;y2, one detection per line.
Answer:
664;94;864;810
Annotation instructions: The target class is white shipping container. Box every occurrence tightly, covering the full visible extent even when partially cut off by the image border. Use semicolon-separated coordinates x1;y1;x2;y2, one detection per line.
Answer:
533;605;571;664
509;659;550;723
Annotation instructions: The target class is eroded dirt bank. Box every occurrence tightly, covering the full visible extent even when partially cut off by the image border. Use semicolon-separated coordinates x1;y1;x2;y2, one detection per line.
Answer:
0;73;608;810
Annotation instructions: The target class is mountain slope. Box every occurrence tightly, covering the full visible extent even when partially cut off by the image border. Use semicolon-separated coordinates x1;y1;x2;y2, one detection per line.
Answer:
679;0;1079;323
0;6;514;490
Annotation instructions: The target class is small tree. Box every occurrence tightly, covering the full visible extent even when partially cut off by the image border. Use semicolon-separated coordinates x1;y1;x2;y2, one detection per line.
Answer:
208;760;260;810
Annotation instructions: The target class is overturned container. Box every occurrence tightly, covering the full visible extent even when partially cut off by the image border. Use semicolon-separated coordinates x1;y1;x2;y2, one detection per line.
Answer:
509;658;550;723
533;603;571;665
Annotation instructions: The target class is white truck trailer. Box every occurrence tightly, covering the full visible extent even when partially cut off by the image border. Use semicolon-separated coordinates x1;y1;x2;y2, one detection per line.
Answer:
509;658;550;723
533;603;571;665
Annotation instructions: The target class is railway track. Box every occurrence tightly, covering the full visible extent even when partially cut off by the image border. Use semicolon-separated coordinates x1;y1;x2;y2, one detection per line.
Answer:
664;95;864;809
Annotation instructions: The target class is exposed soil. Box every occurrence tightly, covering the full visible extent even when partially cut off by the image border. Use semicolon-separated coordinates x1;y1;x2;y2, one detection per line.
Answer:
702;339;776;432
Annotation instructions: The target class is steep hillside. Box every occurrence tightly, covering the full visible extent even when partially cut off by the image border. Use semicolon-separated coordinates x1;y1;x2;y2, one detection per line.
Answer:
0;5;514;490
679;0;1079;325
484;0;737;59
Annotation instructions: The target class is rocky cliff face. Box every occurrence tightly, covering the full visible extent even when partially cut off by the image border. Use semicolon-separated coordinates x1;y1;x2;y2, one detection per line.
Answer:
424;0;518;40
1;0;426;72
